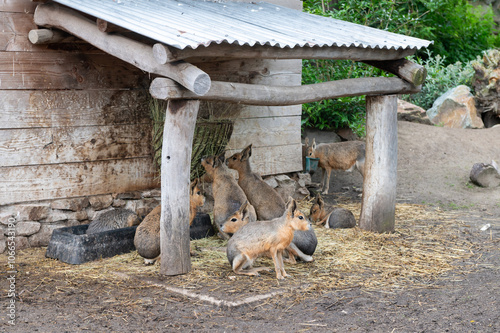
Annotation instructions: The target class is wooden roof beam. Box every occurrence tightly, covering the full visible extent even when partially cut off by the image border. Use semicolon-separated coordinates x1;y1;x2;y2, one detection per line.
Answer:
33;2;211;96
150;77;420;106
153;42;417;63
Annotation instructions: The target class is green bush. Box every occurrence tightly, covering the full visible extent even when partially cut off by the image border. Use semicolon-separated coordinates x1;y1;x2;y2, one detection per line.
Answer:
301;0;500;133
403;51;476;110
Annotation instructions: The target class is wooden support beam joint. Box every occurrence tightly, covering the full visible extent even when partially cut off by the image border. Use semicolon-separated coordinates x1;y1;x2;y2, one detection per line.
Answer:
34;2;211;95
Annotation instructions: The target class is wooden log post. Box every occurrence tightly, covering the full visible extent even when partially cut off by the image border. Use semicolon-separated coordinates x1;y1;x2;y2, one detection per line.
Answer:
160;99;200;276
359;95;398;233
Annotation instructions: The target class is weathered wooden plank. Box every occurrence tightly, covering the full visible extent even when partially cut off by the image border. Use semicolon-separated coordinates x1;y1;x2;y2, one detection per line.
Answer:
0;0;37;13
227;115;301;149
359;95;398;233
195;58;302;85
0;124;152;166
160;100;200;276
225;144;302;176
203;103;302;120
0;52;147;90
0;158;159;206
0;33;37;52
0;12;36;33
0;90;149;128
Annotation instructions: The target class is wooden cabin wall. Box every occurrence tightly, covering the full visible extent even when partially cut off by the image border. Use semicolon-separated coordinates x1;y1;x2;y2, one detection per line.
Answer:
195;0;304;176
0;0;157;206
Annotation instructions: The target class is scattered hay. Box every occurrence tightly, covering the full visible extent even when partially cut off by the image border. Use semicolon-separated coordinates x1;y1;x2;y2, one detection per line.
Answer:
14;203;474;303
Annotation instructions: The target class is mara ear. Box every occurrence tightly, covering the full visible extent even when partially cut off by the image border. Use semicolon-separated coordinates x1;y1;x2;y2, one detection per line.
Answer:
304;137;309;146
317;195;324;207
215;151;226;166
241;144;252;161
190;179;198;195
240;201;249;219
312;138;316;150
286;196;297;216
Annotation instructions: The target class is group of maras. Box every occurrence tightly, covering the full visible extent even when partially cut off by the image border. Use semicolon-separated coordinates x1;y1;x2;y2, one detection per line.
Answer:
87;140;365;280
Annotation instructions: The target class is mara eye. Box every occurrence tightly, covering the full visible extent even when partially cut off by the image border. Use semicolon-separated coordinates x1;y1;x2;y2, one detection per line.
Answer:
298;215;304;220
231;218;237;222
197;191;201;195
232;157;237;160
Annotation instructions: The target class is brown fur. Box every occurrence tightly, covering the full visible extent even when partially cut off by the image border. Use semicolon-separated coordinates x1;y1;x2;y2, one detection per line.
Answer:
134;180;205;264
227;144;285;220
201;152;256;239
223;201;316;264
309;196;356;229
226;198;311;280
307;138;365;194
221;201;251;235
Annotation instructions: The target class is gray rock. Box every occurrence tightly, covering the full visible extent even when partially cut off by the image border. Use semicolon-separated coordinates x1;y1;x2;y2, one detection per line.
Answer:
263;176;279;188
28;224;66;247
89;194;113;210
50;197;89;211
13;221;41;236
42;210;69;223
426;85;484;128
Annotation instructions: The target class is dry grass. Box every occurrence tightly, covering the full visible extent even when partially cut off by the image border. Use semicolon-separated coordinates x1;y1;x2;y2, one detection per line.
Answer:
15;202;474;303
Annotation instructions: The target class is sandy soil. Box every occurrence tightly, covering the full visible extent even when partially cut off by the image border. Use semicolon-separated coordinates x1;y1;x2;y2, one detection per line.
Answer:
2;121;499;332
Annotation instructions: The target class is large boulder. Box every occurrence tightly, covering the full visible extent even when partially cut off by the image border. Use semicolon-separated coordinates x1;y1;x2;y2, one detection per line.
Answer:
426;85;484;128
397;99;432;125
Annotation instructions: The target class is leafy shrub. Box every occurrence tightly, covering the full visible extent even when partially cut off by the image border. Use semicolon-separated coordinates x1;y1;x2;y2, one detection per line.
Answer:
301;0;499;133
403;51;475;110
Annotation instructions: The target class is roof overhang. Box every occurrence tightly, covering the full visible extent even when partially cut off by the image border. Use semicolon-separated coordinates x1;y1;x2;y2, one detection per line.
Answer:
31;0;431;100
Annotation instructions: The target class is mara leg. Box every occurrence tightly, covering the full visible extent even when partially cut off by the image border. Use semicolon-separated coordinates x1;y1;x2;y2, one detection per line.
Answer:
276;250;288;278
271;249;285;280
322;168;332;194
356;156;366;179
233;254;270;276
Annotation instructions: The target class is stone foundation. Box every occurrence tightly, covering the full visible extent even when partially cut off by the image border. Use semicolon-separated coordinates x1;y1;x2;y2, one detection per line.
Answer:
0;172;311;254
0;189;161;254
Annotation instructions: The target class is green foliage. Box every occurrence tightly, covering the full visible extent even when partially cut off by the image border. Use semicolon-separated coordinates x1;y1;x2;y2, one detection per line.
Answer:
301;0;500;133
403;51;476;110
301;59;389;136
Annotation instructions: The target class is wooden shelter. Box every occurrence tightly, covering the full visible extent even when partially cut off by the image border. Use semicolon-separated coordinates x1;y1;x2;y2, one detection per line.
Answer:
9;0;431;275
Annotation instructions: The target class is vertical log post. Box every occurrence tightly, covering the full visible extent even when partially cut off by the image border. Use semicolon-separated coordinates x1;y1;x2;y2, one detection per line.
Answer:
359;95;398;233
160;99;200;275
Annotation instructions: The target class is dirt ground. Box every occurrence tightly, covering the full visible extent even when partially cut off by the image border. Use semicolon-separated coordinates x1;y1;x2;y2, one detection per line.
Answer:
2;121;499;332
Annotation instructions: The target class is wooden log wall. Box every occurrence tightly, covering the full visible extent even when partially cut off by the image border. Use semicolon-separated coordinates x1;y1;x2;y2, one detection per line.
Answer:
0;0;157;206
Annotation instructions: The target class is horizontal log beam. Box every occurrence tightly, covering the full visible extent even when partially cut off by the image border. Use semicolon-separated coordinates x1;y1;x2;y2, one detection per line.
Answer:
153;43;417;63
150;77;420;106
364;58;427;86
34;3;211;95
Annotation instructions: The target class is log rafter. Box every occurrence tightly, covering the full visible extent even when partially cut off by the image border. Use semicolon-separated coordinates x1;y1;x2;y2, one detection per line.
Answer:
33;3;211;96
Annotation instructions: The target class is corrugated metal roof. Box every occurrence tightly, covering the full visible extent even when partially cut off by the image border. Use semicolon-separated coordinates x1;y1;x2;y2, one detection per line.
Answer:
53;0;431;51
